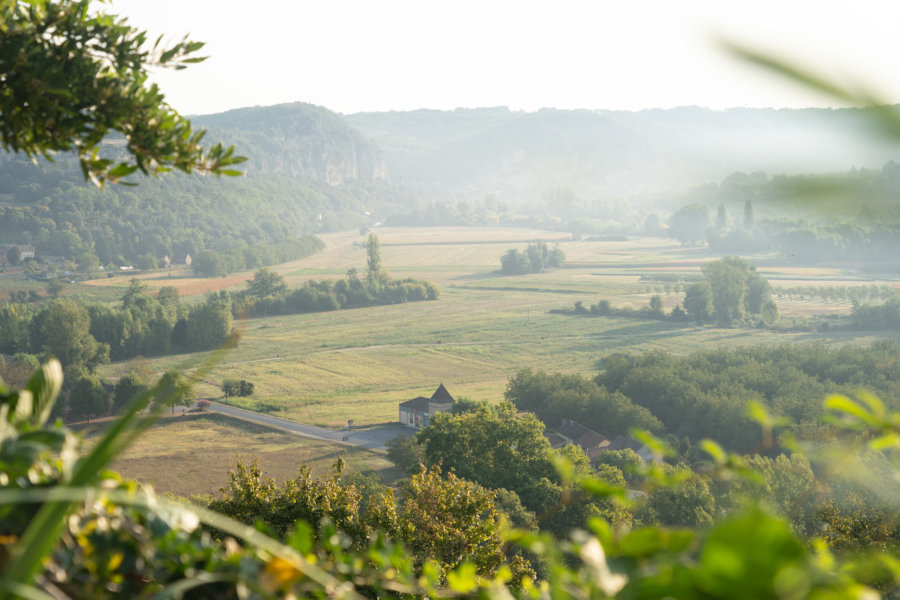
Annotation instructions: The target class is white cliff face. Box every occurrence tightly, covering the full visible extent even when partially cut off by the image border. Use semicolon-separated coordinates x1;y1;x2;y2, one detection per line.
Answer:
194;102;389;186
321;134;388;186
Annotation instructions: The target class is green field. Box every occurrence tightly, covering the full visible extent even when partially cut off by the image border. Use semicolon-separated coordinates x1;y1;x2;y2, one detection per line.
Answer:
93;227;900;429
89;413;401;498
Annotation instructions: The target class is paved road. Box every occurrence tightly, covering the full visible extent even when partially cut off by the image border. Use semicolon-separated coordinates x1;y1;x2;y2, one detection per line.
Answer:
206;402;412;451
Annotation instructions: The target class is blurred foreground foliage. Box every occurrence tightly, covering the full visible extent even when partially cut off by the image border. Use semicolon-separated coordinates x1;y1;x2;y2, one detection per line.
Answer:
1;361;898;598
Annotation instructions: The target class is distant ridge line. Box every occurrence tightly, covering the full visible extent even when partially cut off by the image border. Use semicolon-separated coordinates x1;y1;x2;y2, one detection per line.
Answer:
380;237;569;247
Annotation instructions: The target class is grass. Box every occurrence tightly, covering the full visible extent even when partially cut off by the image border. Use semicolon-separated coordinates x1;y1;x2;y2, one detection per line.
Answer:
90;227;900;430
88;413;402;498
65;226;900;493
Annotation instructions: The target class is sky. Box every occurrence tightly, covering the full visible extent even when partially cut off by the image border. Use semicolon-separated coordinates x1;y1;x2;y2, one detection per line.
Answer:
109;0;900;117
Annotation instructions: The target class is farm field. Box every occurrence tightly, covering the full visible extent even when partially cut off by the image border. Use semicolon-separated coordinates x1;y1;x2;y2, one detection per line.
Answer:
88;413;401;498
94;227;900;429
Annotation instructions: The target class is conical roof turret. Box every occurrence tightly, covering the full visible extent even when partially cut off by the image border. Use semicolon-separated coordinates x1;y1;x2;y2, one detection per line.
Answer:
430;383;454;404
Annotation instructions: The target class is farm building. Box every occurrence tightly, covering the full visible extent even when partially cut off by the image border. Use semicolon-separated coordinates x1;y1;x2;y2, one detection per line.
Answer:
399;383;455;429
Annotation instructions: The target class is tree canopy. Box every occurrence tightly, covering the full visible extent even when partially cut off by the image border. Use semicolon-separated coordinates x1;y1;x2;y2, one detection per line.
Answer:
669;203;711;246
500;241;565;275
683;256;778;326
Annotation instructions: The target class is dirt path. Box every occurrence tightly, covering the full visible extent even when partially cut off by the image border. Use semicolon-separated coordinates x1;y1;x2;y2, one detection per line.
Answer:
205;402;412;451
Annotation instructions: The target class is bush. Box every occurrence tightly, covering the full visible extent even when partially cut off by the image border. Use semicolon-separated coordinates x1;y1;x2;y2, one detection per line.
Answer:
222;379;254;398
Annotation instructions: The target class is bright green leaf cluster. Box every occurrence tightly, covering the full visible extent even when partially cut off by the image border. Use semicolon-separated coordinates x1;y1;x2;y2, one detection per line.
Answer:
0;0;246;185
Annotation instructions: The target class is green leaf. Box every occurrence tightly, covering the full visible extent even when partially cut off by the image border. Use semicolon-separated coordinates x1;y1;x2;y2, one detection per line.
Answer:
824;394;875;425
700;440;727;465
287;520;313;554
446;562;478;593
620;527;666;557
107;163;139;180
581;478;626;500
23;359;61;428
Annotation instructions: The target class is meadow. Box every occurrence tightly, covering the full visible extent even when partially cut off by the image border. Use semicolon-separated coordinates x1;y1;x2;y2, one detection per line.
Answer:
86;412;401;497
93;227;900;429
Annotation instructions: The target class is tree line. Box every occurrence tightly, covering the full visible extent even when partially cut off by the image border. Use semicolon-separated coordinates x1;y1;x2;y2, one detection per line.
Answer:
668;164;900;263
226;235;439;319
0;280;233;379
504;341;900;455
381;373;900;561
0;154;369;273
566;256;779;327
0;235;438;381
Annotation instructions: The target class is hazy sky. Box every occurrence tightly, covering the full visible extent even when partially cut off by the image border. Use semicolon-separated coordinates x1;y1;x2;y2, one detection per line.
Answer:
109;0;900;116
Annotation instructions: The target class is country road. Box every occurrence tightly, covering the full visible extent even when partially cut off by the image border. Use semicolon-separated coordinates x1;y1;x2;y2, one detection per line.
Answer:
206;401;412;451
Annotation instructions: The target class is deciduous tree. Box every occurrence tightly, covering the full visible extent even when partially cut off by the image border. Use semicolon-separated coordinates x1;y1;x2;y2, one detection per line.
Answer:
398;466;515;579
68;374;108;422
247;267;287;299
669;203;711;246
700;256;777;326
222;378;254;398
365;233;386;286
30;299;109;377
112;373;149;414
6;246;21;265
152;370;195;414
183;295;233;351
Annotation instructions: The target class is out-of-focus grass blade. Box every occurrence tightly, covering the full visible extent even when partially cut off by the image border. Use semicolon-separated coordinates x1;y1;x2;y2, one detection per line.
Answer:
0;486;366;600
0;341;237;598
723;40;900;140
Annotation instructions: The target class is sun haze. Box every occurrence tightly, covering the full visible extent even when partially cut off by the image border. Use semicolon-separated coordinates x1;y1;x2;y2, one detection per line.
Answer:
109;0;900;116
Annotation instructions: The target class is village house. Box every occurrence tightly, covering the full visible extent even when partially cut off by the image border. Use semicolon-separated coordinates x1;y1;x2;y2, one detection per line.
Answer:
0;244;36;265
556;418;611;459
607;435;655;464
399;383;455;429
550;419;655;463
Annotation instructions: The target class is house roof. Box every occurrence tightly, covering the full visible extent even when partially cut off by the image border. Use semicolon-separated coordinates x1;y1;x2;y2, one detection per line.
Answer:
543;429;568;449
430;383;454;404
607;435;645;452
558;419;608;448
577;430;610;449
399;396;430;412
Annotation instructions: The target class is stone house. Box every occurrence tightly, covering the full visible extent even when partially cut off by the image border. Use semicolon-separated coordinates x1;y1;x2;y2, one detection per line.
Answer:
399;383;455;429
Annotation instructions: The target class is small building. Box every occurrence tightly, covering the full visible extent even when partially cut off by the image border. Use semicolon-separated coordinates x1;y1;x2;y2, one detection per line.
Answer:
399;383;455;429
556;419;610;459
607;435;655;464
543;429;569;450
1;244;35;264
11;244;35;259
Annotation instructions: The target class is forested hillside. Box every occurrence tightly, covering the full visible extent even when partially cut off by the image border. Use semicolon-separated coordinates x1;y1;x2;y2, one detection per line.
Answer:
193;103;388;184
0;103;398;268
6;103;900;269
345;105;900;207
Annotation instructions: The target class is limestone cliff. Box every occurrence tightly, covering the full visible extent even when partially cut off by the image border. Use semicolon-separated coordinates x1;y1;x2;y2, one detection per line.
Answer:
195;102;387;185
